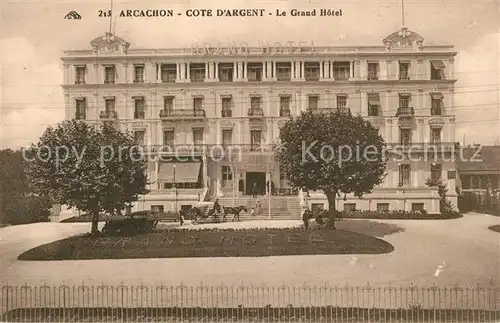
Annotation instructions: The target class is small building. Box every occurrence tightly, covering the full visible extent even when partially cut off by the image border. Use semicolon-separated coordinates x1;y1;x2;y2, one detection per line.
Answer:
456;145;500;196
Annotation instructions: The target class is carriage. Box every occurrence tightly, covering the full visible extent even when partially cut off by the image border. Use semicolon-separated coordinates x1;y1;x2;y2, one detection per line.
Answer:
185;202;247;224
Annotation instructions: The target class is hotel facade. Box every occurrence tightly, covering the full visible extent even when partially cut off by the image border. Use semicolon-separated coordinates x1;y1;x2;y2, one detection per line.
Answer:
61;27;458;217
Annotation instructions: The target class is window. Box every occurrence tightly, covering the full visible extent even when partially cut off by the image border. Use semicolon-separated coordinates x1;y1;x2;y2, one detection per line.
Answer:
163;130;174;147
431;163;442;181
218;63;234;82
304;62;320;81
461;175;471;189
247;63;263;81
367;93;380;116
431;94;443;115
193;97;203;112
134;131;145;146
311;204;324;212
221;97;232;117
164;96;174;112
280;96;291;117
332;62;350;80
377;203;390;212
161;64;176;82
430;128;441;144
399;61;410;80
471;175;480;189
134;65;145;83
308;96;319;110
398;94;412;115
276;62;291;81
399;164;411;186
250;97;262;115
221;166;233;185
104;65;115;83
105;98;115;112
250;130;261;151
430;60;445;80
75;66;86;84
190;63;205;82
193;129;204;147
337;95;347;111
151;205;164;213
411;203;425;211
400;128;412;145
75;98;86;120
134;97;145;119
367;62;379;80
399;94;410;108
222;129;232;148
343;203;356;211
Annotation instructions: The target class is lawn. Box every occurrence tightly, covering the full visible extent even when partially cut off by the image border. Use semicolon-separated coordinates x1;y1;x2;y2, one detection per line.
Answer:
18;227;394;260
488;225;500;233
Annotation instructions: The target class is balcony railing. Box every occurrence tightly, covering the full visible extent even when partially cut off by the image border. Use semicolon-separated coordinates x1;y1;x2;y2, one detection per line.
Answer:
337;107;351;114
386;142;457;151
75;112;86;120
248;108;264;118
160;109;206;119
396;107;415;117
431;108;442;116
222;109;232;117
279;109;291;117
134;111;145;119
99;111;117;119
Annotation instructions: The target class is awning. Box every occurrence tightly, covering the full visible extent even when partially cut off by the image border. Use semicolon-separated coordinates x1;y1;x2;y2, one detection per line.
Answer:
430;92;444;100
368;95;380;105
158;162;201;183
430;60;445;69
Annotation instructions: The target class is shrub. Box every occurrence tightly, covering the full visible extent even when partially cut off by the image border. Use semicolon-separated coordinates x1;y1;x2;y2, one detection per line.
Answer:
3;196;51;225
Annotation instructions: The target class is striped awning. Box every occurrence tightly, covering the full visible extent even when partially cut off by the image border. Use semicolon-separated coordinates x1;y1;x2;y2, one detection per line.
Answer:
158;162;201;183
430;60;445;69
430;92;444;100
368;94;380;105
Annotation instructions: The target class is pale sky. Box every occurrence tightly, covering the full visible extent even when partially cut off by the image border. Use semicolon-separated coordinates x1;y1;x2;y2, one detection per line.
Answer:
1;0;499;149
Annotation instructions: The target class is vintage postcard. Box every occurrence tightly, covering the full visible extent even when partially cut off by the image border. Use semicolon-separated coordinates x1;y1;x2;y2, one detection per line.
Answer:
1;0;499;322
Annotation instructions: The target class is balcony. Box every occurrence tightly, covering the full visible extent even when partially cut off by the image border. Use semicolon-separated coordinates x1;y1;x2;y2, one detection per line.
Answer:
396;107;415;117
160;109;206;120
222;110;232;118
337;107;351;115
385;142;457;152
279;109;291;117
248;108;264;120
147;145;205;156
99;111;117;120
75;112;86;120
134;111;145;119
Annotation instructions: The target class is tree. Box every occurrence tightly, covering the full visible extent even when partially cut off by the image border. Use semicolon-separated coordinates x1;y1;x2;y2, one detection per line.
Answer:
277;110;387;225
25;120;150;234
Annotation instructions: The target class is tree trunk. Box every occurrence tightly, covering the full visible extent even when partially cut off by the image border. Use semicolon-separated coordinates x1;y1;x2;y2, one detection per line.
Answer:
326;192;337;229
91;212;99;234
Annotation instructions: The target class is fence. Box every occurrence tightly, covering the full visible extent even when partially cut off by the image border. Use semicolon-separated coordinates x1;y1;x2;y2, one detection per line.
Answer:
1;283;499;322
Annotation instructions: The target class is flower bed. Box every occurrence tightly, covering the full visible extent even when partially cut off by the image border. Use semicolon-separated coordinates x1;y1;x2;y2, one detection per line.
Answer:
18;227;394;260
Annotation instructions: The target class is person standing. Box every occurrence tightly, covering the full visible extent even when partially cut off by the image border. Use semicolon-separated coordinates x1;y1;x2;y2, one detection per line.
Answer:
252;181;258;198
255;200;261;215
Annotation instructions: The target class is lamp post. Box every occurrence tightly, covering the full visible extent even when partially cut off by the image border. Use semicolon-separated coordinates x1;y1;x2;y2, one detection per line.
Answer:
173;164;177;214
268;169;272;219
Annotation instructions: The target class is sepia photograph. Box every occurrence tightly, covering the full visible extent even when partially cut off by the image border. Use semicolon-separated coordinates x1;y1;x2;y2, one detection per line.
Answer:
1;0;499;321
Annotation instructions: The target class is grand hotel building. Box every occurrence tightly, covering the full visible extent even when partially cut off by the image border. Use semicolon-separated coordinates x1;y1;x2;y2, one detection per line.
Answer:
61;27;458;217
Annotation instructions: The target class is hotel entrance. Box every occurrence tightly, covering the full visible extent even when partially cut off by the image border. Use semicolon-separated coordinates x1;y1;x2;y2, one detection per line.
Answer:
245;172;266;195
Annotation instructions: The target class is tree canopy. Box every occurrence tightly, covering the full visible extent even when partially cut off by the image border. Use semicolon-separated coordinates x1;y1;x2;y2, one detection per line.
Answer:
276;110;387;214
24;120;149;233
